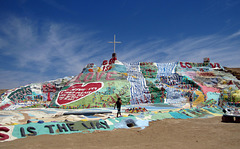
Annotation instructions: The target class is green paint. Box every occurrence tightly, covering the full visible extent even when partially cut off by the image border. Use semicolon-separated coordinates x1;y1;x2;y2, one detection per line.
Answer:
8;86;32;101
53;80;131;109
12;120;114;138
151;112;173;120
140;62;158;78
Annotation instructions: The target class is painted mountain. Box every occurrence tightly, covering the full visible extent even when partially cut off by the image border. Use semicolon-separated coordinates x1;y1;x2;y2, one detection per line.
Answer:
1;56;240;110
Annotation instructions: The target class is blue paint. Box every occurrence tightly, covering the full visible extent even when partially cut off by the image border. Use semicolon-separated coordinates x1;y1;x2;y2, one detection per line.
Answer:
207;92;220;101
29;119;38;121
109;64;127;73
38;109;57;114
27;113;35;117
169;112;192;119
0;115;12;117
84;116;98;118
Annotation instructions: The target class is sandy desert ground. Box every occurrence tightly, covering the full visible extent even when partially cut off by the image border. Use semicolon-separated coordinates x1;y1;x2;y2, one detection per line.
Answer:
0;116;239;149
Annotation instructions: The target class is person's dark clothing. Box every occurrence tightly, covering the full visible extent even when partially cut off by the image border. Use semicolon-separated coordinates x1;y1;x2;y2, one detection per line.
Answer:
116;100;121;109
116;100;121;113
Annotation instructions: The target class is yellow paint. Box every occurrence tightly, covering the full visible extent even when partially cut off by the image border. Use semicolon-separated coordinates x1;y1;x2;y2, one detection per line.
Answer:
201;109;222;116
193;90;205;106
122;73;128;76
80;119;88;121
232;90;240;101
223;95;228;100
222;80;227;84
132;76;137;79
97;67;102;72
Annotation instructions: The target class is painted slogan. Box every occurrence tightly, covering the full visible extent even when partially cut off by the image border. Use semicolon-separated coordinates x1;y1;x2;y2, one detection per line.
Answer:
72;71;119;83
56;82;104;105
179;62;222;70
8;86;32;102
0;120;112;142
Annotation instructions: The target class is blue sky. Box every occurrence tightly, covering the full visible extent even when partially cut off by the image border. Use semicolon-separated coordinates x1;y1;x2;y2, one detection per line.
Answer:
0;0;240;89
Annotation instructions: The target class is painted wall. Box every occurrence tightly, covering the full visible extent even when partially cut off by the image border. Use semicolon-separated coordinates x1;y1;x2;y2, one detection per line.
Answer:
1;59;239;110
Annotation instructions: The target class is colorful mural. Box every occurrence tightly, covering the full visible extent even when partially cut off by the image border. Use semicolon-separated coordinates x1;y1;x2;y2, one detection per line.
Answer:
1;58;240;110
1;55;240;143
0;105;226;142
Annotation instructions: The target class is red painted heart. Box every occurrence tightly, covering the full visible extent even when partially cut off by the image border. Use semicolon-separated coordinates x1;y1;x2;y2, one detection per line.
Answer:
56;82;103;105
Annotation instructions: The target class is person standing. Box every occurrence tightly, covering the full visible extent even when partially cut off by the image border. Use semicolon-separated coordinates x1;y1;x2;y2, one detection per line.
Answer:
114;97;122;117
189;92;193;108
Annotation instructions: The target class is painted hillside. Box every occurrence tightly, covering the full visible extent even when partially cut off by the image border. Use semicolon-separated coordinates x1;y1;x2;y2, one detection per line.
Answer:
1;56;240;110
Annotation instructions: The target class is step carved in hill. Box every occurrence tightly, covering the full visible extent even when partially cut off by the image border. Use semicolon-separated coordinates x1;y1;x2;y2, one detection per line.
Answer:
123;62;151;104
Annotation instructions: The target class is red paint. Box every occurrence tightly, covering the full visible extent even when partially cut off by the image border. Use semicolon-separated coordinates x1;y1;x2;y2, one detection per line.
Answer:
74;72;117;82
86;63;94;68
83;72;94;82
180;62;186;68
102;60;108;65
103;65;112;71
0;104;11;110
180;62;192;68
0;127;10;141
56;82;103;105
106;72;117;80
47;92;51;101
74;73;83;83
197;83;220;99
42;83;56;93
185;62;192;68
210;63;221;68
181;62;221;69
109;57;116;64
96;72;105;81
198;72;215;77
102;57;116;71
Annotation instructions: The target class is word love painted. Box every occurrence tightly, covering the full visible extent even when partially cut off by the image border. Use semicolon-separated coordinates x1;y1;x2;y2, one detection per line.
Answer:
180;62;221;69
56;82;103;105
74;71;118;83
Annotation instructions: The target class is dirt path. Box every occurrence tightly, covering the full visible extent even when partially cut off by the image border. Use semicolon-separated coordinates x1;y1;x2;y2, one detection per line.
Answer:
0;116;239;149
18;111;32;123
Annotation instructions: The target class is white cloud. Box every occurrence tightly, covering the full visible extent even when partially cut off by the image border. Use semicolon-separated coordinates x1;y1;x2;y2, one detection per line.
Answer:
228;30;240;39
0;16;109;88
0;15;239;89
118;33;240;67
0;16;107;73
0;69;51;89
